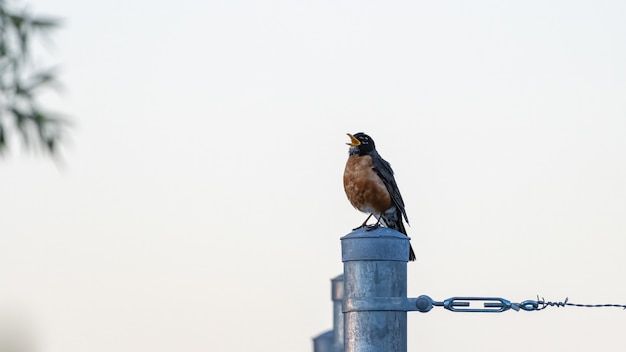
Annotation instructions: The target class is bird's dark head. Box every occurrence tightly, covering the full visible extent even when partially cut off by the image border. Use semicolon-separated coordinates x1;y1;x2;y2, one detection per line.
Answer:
346;132;375;156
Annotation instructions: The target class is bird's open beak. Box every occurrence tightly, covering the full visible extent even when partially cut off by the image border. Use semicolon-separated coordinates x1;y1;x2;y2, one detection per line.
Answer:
346;133;361;146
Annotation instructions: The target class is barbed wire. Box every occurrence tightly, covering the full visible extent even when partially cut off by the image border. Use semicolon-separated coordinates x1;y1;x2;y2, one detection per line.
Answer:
537;296;626;310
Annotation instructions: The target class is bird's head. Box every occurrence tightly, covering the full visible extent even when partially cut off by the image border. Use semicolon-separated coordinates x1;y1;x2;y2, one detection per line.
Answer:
346;132;375;156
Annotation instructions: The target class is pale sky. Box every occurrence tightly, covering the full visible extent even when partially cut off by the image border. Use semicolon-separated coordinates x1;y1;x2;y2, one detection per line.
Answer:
1;0;625;351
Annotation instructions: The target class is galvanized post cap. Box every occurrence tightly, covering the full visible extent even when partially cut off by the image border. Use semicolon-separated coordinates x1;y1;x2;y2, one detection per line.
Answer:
341;227;411;262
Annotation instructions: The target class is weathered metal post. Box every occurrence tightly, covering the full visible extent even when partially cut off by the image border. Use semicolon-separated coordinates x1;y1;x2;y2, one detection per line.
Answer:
313;331;333;352
331;275;345;352
312;275;345;352
341;227;410;352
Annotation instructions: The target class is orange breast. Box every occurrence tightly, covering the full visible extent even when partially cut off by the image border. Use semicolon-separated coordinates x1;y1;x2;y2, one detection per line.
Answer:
343;155;392;214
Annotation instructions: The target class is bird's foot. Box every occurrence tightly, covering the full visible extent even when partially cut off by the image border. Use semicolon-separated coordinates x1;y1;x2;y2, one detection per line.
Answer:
365;223;381;231
352;214;373;231
352;224;368;231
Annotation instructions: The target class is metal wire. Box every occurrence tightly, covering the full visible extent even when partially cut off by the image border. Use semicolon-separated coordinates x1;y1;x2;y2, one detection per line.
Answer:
537;296;626;310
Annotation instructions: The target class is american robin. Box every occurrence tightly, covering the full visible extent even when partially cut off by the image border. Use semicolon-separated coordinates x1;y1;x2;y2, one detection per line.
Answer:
343;132;416;261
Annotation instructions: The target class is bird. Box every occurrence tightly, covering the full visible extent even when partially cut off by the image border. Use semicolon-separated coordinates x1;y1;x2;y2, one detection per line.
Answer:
343;132;416;261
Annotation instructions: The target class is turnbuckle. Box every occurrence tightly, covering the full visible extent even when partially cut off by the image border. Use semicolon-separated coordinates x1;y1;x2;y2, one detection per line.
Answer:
415;295;541;313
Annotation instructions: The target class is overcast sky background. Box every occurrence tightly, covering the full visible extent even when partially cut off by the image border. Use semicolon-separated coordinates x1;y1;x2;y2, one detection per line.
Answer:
1;0;625;351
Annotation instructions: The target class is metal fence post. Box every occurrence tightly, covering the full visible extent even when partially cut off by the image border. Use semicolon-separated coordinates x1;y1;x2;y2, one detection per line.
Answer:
313;275;345;352
331;275;345;352
313;331;334;352
341;227;409;352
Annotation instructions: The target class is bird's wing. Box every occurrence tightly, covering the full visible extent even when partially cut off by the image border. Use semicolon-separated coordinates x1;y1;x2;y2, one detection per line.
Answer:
370;150;409;224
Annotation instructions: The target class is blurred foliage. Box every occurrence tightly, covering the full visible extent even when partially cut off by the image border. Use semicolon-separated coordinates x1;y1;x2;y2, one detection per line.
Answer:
0;0;65;156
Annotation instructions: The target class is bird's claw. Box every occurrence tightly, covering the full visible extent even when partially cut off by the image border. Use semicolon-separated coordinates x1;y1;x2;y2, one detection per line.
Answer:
365;223;380;231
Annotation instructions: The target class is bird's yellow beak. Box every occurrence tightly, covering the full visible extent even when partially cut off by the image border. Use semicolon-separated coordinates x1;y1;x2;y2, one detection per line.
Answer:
346;133;361;146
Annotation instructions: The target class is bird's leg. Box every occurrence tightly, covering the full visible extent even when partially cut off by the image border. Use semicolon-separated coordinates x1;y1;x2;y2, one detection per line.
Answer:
365;214;383;231
352;213;373;230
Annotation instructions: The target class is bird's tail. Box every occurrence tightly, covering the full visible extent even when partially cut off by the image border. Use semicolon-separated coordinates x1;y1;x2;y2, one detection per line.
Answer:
381;208;416;262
